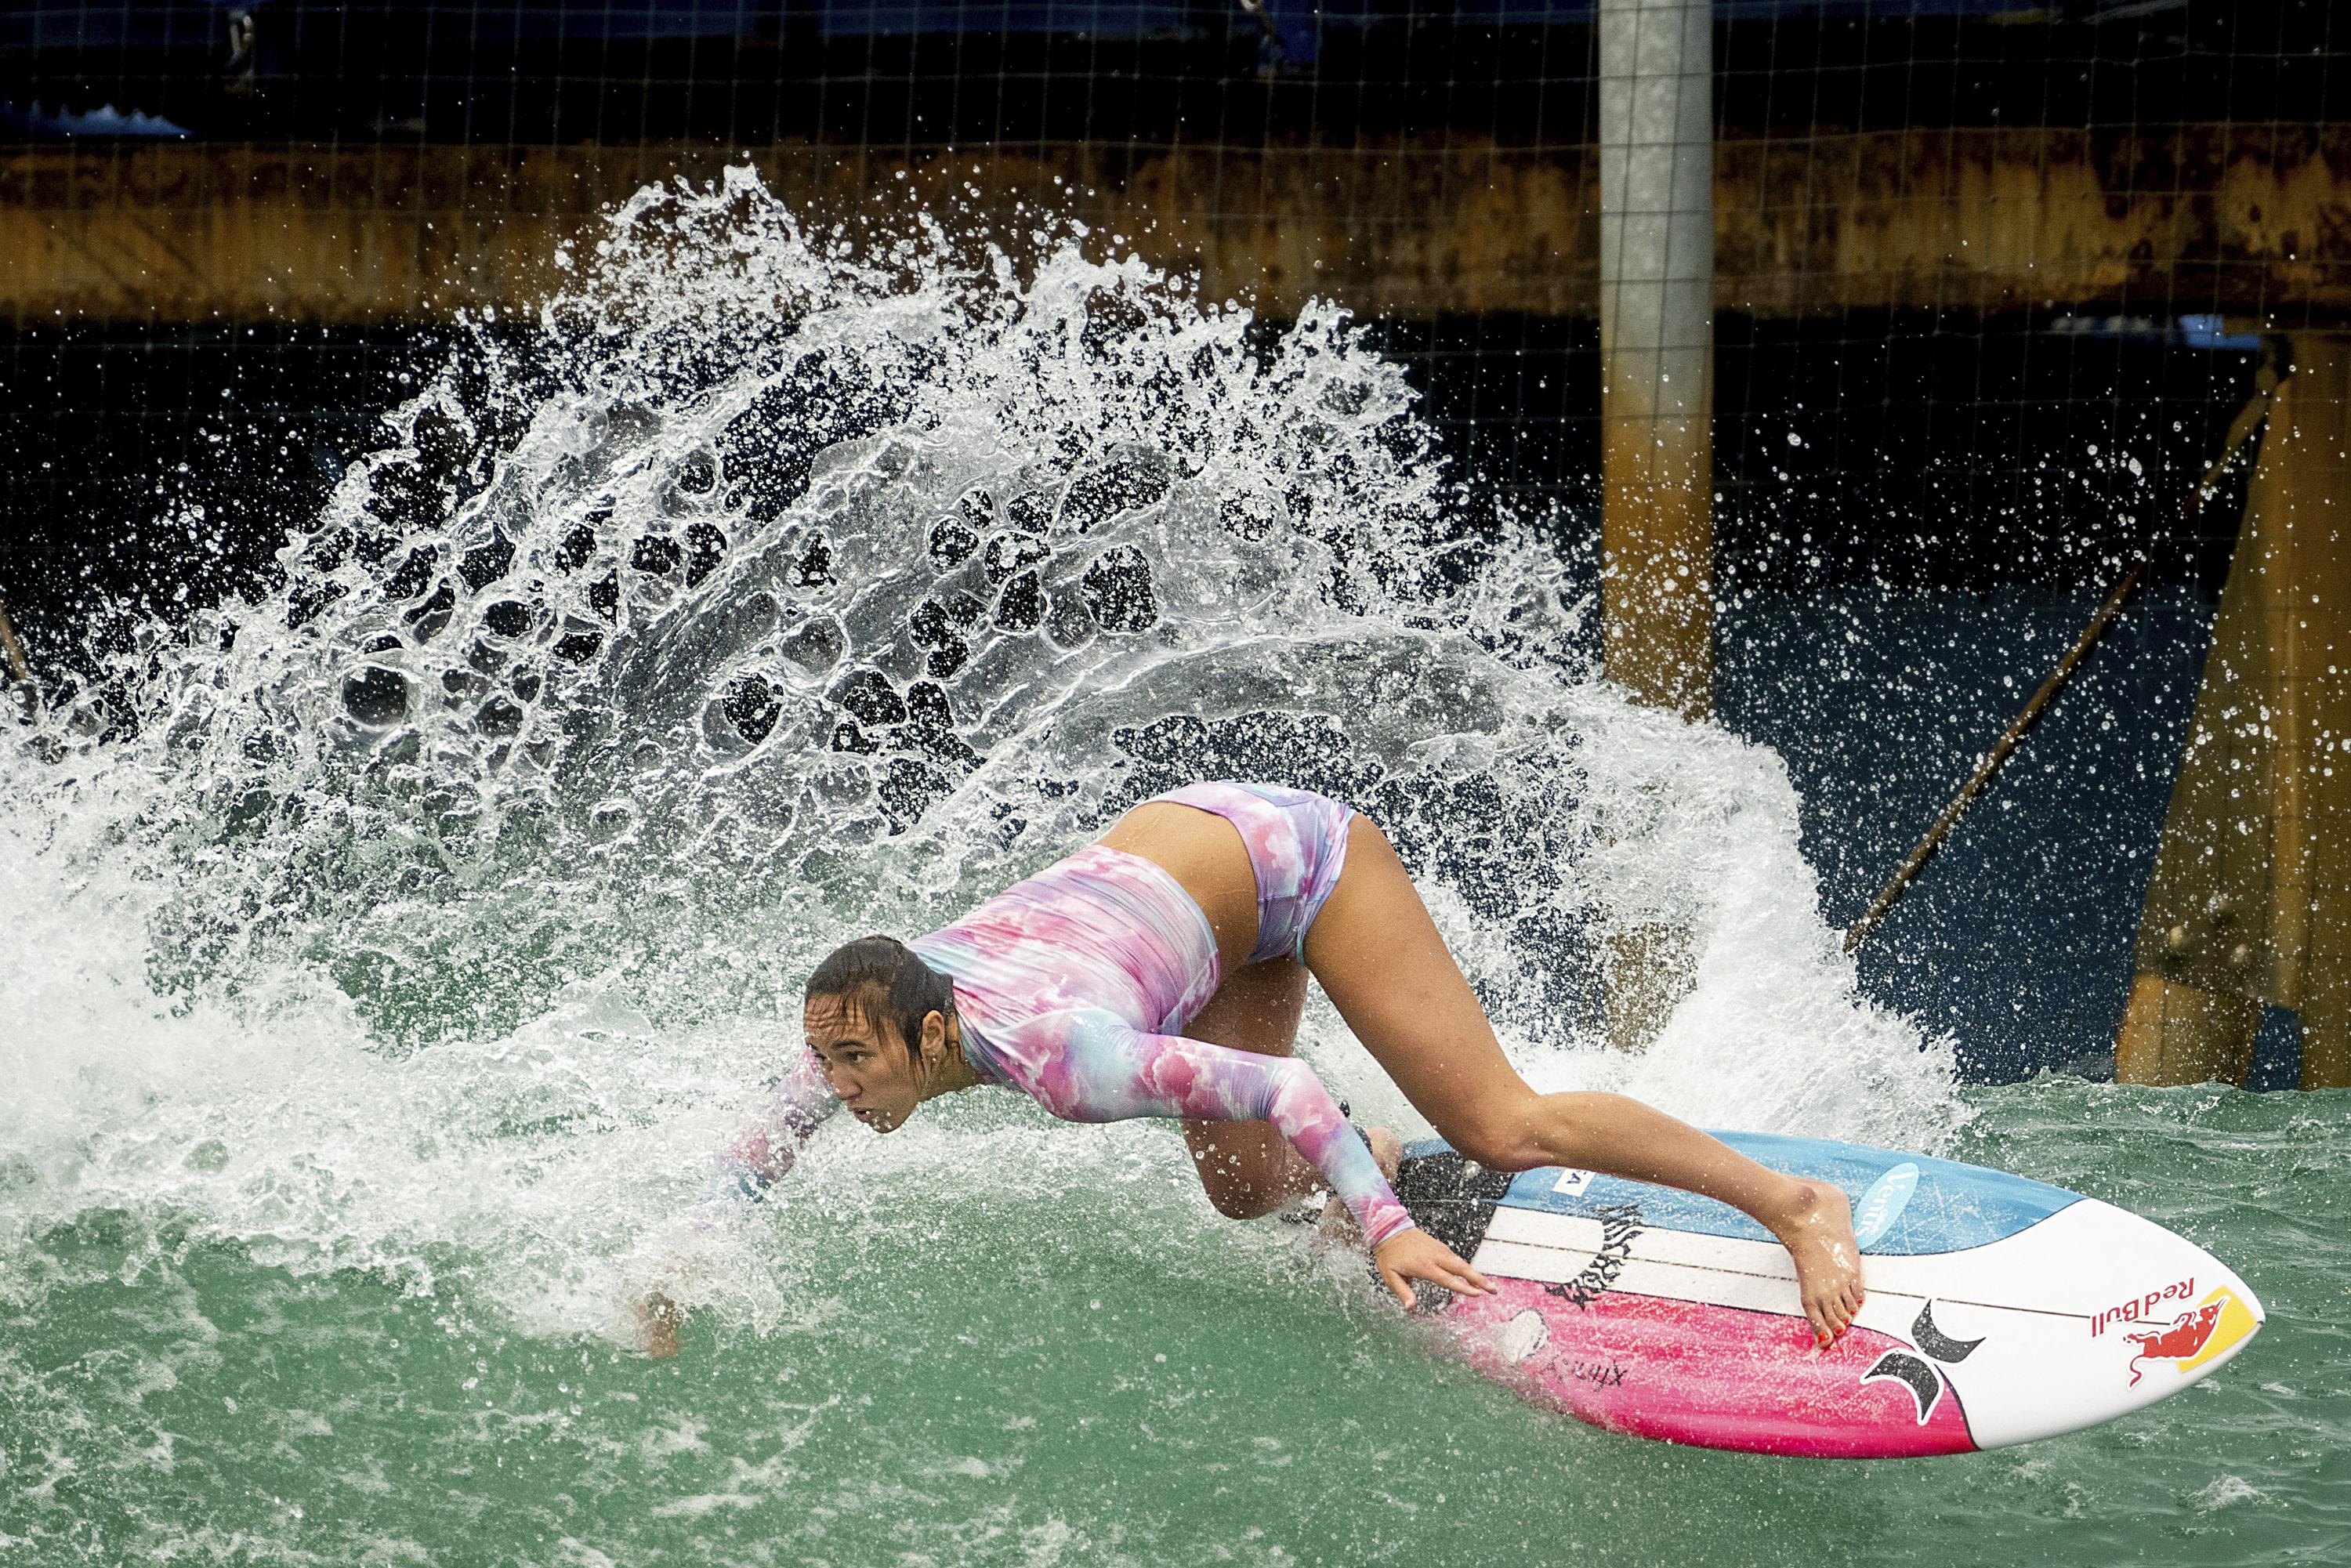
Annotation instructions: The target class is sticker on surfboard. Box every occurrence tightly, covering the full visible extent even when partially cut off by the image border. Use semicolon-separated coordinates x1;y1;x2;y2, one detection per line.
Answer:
2122;1287;2259;1387
1851;1162;1918;1251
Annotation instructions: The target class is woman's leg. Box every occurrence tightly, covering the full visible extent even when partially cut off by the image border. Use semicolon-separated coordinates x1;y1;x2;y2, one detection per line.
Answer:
1176;960;1407;1227
1097;800;1356;1219
1302;817;1867;1344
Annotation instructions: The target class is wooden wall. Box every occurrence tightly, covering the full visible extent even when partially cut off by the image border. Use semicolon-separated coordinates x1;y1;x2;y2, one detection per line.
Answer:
5;127;2346;325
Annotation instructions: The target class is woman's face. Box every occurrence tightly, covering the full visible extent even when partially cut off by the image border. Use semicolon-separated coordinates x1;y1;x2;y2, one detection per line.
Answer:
803;991;925;1132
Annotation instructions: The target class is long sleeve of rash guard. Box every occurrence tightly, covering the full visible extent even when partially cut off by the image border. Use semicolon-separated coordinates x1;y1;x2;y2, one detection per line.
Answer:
978;1008;1419;1248
708;1048;839;1200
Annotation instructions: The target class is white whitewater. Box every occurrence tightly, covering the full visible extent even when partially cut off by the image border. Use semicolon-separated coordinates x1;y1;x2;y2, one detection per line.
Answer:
0;166;1960;1334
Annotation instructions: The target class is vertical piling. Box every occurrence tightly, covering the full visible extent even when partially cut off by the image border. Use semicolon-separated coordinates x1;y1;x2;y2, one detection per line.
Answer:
0;600;29;686
2118;335;2351;1089
1598;0;1715;721
1596;0;1715;1049
0;599;33;723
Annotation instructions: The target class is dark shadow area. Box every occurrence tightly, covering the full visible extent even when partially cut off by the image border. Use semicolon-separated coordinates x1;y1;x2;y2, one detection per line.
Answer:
0;325;429;661
2248;1006;2306;1092
1715;586;2212;1083
0;310;2266;645
5;2;2341;146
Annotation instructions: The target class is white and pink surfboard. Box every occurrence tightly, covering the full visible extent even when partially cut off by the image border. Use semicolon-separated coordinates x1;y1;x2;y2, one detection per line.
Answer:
1396;1132;2264;1458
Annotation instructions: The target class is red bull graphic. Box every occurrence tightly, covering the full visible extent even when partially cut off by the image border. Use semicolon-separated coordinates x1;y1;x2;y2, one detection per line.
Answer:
2123;1302;2225;1386
2089;1277;2195;1338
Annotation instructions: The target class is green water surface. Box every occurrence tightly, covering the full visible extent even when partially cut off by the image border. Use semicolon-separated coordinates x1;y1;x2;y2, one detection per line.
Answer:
4;1082;2345;1567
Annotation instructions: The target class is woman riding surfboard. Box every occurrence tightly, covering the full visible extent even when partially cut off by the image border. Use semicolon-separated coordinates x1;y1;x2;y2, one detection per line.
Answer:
638;782;1864;1355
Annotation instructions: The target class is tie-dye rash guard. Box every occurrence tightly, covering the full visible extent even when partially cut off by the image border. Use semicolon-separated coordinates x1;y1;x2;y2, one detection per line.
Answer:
720;784;1418;1249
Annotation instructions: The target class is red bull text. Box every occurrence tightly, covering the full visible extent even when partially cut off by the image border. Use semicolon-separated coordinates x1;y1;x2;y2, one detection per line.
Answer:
2088;1277;2194;1338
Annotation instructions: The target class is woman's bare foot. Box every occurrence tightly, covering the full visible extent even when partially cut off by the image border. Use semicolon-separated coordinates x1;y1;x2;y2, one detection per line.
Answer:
1763;1179;1867;1349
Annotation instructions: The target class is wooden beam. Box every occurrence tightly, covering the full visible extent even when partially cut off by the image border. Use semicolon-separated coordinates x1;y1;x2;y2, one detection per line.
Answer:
3;129;2346;326
2119;334;2351;1090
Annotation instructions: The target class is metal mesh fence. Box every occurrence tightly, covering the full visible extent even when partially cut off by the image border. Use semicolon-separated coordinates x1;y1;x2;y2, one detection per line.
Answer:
2;2;2344;1077
6;2;2339;624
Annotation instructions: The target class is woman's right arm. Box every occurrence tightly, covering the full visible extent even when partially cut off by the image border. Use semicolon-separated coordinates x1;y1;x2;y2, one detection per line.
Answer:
706;1047;839;1200
994;1010;1487;1305
636;1048;839;1356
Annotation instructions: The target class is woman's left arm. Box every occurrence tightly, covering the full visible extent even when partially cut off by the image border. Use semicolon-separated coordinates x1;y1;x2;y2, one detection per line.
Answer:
998;1010;1488;1302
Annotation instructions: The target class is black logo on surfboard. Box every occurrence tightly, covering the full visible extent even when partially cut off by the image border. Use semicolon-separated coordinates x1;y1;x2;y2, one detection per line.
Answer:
1862;1302;1986;1424
1860;1353;1944;1422
1910;1299;1983;1364
1571;1358;1629;1388
1545;1202;1643;1310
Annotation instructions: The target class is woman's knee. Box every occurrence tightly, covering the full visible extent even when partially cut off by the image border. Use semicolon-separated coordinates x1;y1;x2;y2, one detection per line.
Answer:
1185;1124;1291;1219
1200;1180;1282;1221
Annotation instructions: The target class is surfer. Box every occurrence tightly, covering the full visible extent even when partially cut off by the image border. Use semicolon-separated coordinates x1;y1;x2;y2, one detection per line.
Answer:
638;782;1864;1354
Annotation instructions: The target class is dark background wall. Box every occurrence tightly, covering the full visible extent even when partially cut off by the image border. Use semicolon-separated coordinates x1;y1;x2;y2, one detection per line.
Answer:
7;1;2342;143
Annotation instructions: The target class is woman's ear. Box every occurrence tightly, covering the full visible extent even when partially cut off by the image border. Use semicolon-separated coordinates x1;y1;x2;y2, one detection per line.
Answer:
918;1009;949;1066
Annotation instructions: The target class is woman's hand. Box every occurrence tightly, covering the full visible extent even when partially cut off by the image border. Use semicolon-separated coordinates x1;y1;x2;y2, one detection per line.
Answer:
1372;1228;1491;1309
636;1292;684;1359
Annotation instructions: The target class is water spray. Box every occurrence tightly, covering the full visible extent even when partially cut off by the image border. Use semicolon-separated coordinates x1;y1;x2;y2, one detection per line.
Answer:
1845;371;2280;954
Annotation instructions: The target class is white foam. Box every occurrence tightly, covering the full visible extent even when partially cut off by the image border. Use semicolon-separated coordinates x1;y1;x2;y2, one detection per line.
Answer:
0;165;1961;1332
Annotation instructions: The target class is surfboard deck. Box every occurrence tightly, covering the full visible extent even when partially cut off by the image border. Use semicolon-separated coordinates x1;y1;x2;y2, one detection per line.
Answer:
1396;1132;2263;1458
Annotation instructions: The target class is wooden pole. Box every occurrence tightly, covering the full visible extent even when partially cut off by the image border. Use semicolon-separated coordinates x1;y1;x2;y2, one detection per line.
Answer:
1843;382;2278;955
0;599;31;684
2117;337;2351;1088
1596;0;1715;1050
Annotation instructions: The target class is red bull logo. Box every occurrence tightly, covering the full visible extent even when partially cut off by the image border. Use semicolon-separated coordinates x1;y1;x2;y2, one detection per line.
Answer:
2124;1302;2226;1387
2088;1277;2194;1338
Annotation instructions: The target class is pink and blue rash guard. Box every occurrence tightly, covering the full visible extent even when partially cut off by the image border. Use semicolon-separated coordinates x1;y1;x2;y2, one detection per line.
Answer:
721;782;1419;1249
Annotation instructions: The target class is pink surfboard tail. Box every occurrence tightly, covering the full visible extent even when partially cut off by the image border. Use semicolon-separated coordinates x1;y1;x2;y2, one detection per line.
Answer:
1444;1282;1979;1459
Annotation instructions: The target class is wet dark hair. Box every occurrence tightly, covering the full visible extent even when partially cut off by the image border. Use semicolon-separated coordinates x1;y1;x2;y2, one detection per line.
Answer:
804;935;956;1054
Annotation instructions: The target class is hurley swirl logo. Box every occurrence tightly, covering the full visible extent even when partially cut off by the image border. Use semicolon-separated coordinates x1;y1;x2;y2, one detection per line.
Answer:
1545;1202;1643;1309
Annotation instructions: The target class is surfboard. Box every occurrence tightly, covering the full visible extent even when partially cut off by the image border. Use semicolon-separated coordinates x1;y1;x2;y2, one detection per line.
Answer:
1395;1132;2264;1458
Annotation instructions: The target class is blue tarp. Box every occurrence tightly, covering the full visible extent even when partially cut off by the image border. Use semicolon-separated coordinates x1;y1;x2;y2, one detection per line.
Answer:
0;100;192;136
